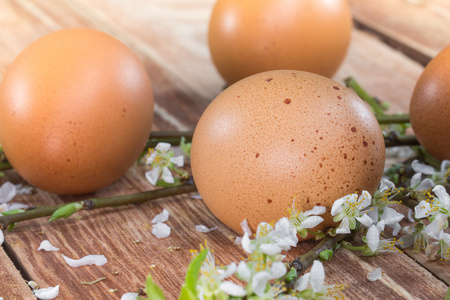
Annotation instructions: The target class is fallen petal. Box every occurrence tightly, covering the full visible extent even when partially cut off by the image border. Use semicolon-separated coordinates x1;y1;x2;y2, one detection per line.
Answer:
0;230;4;246
120;293;139;300
367;268;382;282
240;219;252;236
0;182;16;204
190;193;202;199
152;222;171;239
151;209;169;224
195;225;218;233
33;285;59;300
38;240;60;252
62;254;107;267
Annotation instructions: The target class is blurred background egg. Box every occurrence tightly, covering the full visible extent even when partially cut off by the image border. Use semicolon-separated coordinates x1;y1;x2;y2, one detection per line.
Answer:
410;45;450;161
208;0;353;85
0;28;154;195
191;70;385;234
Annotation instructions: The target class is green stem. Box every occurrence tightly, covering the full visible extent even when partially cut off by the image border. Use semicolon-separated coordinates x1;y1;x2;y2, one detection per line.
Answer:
0;181;197;230
384;134;420;147
340;241;366;251
345;77;385;116
377;114;410;124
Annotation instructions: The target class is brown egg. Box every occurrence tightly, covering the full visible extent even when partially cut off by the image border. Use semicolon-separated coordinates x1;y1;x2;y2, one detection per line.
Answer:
208;0;353;85
0;28;154;195
191;70;385;234
410;46;450;161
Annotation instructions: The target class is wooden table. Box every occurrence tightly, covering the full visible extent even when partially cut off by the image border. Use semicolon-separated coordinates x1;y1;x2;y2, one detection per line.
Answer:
0;0;449;299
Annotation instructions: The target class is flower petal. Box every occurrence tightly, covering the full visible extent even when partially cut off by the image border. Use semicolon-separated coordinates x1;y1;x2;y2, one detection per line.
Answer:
433;185;450;208
358;191;372;209
336;217;350;234
38;240;60;252
169;155;184;167
416;178;435;192
155;142;171;153
391;223;402;236
414;200;432;219
0;182;16;204
237;261;251;282
367;268;382;282
367;225;380;253
240;219;252;236
412;160;435;175
151;209;169;224
440;160;450;175
260;243;282;256
269;261;287;279
120;293;139;300
14;183;33;195
219;281;246;297
195;225;218;233
410;173;422;188
62;254;107;267
145;167;160;185
381;207;404;226
152;222;171;239
161;167;174;184
219;262;237;280
241;233;252;254
300;216;324;229
310;260;325;293
0;230;4;246
331;198;345;216
252;271;270;297
294;272;310;292
356;214;374;228
33;285;59;300
379;179;395;192
304;206;326;216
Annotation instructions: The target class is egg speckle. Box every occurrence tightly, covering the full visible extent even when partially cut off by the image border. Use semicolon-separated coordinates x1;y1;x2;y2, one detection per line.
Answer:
410;45;450;161
191;70;385;234
0;28;154;195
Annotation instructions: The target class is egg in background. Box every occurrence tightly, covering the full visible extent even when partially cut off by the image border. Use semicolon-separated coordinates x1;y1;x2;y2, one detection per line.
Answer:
0;28;154;195
410;45;450;161
191;70;385;235
208;0;353;85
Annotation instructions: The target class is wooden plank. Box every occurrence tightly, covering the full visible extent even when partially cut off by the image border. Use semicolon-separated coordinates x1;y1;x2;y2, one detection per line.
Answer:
0;0;448;299
350;0;450;65
0;246;35;299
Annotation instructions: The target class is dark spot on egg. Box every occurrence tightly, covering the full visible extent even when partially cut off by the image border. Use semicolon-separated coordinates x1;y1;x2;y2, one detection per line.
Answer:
284;98;291;104
364;160;367;165
265;78;273;82
267;199;272;204
316;202;321;205
333;86;340;90
344;154;347;159
337;96;342;99
255;153;260;158
319;163;323;168
363;141;368;147
291;139;295;142
351;127;357;132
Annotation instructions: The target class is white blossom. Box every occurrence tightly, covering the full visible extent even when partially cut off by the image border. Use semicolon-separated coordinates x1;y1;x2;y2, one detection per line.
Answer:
332;191;372;233
288;202;325;238
145;142;184;186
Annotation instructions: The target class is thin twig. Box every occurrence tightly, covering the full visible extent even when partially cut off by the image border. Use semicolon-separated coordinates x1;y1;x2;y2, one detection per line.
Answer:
0;181;197;230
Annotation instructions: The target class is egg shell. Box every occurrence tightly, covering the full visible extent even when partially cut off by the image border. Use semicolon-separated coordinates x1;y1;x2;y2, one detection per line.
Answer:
191;70;385;234
208;0;353;84
410;45;450;161
0;28;154;195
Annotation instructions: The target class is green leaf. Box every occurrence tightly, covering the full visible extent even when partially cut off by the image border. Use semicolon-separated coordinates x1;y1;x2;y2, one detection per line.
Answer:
145;274;166;300
48;202;83;222
285;267;297;282
179;286;198;300
178;248;208;300
1;209;25;216
180;136;192;158
156;177;182;187
298;288;314;299
319;249;334;261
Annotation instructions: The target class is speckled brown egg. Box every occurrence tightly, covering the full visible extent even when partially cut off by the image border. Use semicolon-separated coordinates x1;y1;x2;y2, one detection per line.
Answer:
208;0;353;84
191;70;385;234
410;45;450;161
0;28;154;195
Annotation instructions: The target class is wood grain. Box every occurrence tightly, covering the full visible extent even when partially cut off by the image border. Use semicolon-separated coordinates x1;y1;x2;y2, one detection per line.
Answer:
0;0;449;299
350;0;450;65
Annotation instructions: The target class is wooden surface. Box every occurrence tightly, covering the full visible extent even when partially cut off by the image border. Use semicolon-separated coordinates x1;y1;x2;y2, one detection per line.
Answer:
0;0;449;299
